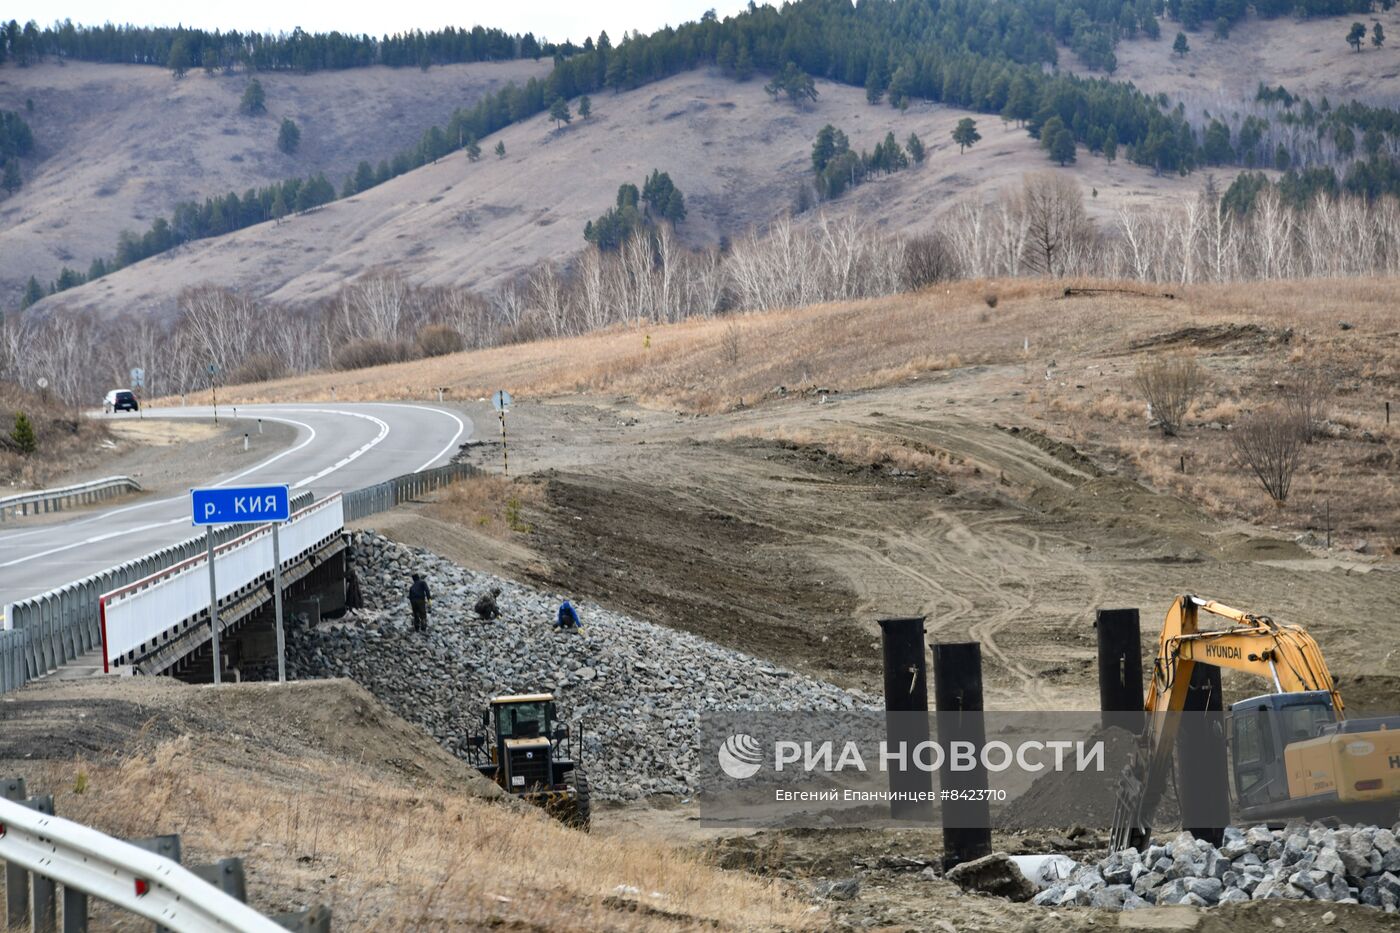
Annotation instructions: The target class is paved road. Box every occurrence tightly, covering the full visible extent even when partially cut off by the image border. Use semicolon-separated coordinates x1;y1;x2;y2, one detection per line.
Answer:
0;403;470;613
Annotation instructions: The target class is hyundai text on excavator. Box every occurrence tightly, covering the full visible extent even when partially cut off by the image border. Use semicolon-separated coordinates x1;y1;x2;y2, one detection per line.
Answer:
1111;595;1400;851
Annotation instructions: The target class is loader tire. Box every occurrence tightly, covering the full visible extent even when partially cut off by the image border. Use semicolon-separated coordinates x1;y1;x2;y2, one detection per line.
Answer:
566;768;592;831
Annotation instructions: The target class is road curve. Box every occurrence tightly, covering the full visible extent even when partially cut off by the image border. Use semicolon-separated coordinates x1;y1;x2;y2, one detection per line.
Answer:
0;402;471;611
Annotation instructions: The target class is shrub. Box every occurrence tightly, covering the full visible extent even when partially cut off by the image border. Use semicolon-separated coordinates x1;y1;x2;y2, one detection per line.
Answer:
416;324;466;357
1277;366;1331;442
1134;355;1206;437
232;353;287;384
984;292;999;309
332;339;411;371
1232;407;1308;503
719;320;741;365
902;233;957;289
10;412;36;454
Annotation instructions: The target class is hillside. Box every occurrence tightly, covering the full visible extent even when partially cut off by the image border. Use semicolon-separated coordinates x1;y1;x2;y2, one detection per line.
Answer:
0;58;547;307
31;70;1216;317
1068;9;1400;102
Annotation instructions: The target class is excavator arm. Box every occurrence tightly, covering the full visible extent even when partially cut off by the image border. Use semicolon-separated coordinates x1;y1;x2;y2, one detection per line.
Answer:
1111;595;1342;850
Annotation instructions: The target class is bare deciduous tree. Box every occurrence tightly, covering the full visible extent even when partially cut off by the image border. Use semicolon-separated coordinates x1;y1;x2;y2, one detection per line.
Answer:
1134;355;1207;437
1019;173;1090;277
1277;366;1332;442
1232;408;1308;503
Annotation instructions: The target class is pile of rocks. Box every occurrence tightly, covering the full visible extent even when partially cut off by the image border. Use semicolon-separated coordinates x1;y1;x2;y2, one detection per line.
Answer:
1035;822;1400;911
287;532;874;800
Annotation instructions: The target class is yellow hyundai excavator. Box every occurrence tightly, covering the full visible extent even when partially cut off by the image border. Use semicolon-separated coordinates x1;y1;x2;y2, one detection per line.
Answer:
1111;595;1400;850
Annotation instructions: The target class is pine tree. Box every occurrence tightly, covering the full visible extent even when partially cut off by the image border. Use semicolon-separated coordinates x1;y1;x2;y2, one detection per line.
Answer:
20;276;42;309
578;95;592;119
1347;22;1366;51
1173;32;1190;57
865;68;884;105
168;36;192;78
465;137;481;161
952;117;981;154
734;45;754;81
764;62;818;107
239;79;266;115
549;96;572;128
270;188;288;221
495;140;507;159
1372;22;1385;48
906;132;926;164
1;158;19;194
664;188;686;224
1050;129;1076;165
11;413;36;455
277;118;300;155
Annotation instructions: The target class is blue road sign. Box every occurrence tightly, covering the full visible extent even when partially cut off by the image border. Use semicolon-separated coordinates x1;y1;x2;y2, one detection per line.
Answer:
191;484;291;525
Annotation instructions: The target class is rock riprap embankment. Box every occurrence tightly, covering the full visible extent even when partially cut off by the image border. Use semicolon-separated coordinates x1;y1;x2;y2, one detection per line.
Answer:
287;532;874;800
1037;823;1400;911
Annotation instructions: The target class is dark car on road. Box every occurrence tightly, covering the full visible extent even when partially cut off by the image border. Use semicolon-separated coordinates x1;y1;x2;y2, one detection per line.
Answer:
103;389;139;413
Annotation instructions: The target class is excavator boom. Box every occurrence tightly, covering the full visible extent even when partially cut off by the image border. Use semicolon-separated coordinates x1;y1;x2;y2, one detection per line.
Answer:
1111;595;1348;851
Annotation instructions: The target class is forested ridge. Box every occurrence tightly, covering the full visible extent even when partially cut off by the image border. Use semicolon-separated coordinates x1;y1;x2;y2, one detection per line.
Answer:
0;19;567;70
8;0;1400;308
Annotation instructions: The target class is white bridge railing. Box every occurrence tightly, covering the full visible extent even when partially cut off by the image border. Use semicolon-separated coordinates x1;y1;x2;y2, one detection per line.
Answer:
99;494;345;672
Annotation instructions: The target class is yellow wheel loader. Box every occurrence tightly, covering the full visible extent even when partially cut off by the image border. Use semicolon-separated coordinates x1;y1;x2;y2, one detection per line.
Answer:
1111;596;1400;850
469;693;591;829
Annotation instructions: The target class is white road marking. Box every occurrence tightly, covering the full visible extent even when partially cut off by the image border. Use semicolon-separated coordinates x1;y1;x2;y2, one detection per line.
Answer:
0;407;392;570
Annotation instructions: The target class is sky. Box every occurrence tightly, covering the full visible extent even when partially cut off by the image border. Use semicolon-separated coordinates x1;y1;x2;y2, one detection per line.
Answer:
13;1;753;44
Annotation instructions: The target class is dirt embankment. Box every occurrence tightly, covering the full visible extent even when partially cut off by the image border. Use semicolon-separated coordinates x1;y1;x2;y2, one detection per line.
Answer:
1;677;816;930
477;383;1400;711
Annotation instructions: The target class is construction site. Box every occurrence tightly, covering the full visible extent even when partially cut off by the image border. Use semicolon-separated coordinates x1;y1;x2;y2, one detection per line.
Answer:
2;281;1399;930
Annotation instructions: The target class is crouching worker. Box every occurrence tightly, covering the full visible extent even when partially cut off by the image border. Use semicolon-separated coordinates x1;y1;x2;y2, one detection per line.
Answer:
554;599;580;631
475;587;502;621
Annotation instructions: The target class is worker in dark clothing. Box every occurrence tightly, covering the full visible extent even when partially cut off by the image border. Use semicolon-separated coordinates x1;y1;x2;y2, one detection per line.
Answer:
474;587;502;621
409;573;431;632
554;600;580;631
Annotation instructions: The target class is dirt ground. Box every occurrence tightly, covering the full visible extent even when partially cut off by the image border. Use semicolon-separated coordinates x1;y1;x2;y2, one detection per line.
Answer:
377;372;1399;711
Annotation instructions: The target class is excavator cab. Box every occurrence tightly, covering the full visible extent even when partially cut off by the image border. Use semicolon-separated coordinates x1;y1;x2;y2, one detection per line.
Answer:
1229;690;1337;812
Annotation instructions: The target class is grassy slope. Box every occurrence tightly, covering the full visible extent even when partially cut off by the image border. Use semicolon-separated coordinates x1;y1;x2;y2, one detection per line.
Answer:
0;58;548;307
211;276;1400;546
33;69;1215;317
1067;9;1400;101
5;677;812;929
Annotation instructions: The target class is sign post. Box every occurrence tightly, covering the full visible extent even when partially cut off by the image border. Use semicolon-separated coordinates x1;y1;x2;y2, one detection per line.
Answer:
492;389;512;476
191;484;292;685
208;363;219;424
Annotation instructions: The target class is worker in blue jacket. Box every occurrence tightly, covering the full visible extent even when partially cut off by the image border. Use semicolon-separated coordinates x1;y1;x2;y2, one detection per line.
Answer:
554;600;580;631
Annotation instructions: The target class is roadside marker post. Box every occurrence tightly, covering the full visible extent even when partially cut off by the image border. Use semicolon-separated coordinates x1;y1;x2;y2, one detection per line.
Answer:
492;389;513;476
191;484;292;685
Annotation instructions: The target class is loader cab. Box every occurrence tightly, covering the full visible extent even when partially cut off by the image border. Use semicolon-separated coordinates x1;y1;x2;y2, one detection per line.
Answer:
480;693;574;793
1229;691;1336;810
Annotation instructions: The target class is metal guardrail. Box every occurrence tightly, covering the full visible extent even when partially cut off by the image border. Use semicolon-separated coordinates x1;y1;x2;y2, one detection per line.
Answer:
1;778;330;931
0;629;27;694
101;495;345;671
342;461;476;521
1;492;314;693
0;476;143;522
0;460;475;694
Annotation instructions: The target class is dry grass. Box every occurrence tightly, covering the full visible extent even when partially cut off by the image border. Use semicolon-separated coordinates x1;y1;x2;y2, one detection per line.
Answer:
13;678;817;931
427;474;544;538
208;276;1400;549
0;386;113;487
